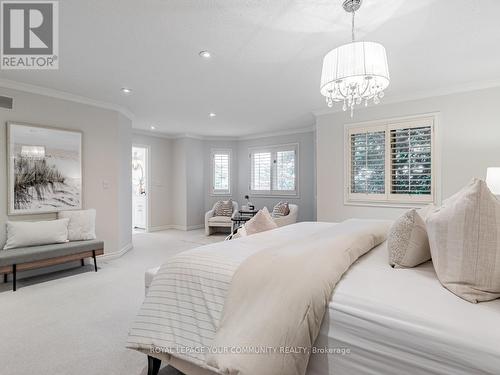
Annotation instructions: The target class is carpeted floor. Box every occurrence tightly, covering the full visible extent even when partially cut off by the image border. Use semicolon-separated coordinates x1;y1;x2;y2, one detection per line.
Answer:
0;229;225;375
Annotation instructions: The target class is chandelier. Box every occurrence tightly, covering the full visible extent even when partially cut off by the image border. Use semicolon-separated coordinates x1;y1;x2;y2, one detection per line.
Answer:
320;0;389;117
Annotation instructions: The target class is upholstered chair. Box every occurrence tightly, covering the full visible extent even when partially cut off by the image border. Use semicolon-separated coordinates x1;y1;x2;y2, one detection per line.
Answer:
205;200;239;235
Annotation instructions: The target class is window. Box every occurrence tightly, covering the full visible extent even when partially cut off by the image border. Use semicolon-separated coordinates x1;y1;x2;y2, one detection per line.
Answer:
211;149;231;195
346;116;436;205
250;144;298;195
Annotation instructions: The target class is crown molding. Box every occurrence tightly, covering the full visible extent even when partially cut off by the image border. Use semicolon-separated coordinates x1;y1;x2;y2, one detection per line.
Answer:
312;79;500;117
0;78;135;121
132;125;316;142
132;129;176;139
132;129;239;141
237;125;316;140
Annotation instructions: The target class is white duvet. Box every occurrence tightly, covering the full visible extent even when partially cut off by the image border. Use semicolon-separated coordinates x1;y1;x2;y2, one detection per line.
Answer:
127;220;389;374
127;222;338;371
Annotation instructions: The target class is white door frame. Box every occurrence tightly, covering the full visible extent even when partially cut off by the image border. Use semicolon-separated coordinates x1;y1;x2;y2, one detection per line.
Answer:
132;144;151;232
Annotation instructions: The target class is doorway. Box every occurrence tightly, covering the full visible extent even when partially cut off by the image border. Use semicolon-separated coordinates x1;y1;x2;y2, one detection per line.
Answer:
132;145;149;232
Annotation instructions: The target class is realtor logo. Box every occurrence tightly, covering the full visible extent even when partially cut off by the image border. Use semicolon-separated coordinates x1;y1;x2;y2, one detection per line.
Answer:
1;1;58;69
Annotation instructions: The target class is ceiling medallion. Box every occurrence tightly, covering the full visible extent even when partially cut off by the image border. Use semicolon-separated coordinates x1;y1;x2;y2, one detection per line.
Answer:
320;0;390;117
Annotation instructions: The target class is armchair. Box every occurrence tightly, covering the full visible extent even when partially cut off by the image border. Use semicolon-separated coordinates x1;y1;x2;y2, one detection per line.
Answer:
205;200;239;235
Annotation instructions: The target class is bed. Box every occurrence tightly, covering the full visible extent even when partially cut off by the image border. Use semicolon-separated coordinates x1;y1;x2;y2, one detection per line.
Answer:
309;241;500;375
128;221;500;375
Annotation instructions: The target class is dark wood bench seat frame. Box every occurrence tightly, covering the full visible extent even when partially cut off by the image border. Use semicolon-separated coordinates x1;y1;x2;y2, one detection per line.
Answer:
1;248;104;291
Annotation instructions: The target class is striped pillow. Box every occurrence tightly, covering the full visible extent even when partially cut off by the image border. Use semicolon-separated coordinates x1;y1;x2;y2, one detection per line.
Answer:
214;200;233;217
272;201;290;217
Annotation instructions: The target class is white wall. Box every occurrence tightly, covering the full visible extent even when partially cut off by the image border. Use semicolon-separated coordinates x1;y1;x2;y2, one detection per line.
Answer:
172;138;187;228
117;113;133;250
237;131;317;222
185;138;205;228
137;130;317;230
132;133;173;230
204;139;239;212
316;86;500;222
0;88;132;255
131;134;207;231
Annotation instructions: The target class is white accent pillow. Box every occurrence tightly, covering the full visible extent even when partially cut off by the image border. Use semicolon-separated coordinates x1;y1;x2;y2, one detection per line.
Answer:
58;209;97;241
388;209;431;268
427;179;500;303
244;207;278;236
3;218;70;250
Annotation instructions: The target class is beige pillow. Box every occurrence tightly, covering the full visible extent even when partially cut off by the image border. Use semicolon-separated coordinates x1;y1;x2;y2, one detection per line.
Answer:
427;179;500;303
244;207;278;236
58;209;96;241
388;208;431;268
3;219;69;250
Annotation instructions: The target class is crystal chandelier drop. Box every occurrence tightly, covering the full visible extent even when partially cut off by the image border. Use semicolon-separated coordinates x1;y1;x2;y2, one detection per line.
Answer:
320;0;390;117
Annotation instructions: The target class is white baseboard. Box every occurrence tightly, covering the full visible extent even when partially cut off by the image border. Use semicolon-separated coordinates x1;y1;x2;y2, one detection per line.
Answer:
186;224;204;231
98;242;133;261
148;224;204;232
148;225;174;232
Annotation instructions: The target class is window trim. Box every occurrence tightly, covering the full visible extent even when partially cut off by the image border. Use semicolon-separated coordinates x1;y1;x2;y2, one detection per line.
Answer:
211;148;232;196
344;113;440;208
248;143;299;197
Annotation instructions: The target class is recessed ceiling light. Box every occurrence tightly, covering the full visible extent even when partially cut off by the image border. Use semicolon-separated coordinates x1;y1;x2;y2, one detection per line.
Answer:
209;112;216;118
199;50;211;59
150;125;156;130
121;87;132;94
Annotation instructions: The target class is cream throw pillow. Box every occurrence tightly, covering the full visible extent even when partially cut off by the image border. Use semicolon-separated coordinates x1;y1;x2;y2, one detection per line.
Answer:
427;179;500;303
388;208;431;268
244;207;278;236
3;219;70;250
58;209;97;241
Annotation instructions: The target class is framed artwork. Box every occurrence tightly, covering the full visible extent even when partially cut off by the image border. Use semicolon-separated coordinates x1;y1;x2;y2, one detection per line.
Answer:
7;122;82;215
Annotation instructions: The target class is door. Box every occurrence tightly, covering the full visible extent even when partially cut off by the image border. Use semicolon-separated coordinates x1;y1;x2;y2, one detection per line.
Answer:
132;145;148;230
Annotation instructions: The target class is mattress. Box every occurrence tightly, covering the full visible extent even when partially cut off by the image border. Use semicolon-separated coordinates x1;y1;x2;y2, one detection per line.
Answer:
307;242;500;375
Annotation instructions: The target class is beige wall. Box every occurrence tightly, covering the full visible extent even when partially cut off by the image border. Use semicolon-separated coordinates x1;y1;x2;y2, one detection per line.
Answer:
0;88;132;254
316;86;500;222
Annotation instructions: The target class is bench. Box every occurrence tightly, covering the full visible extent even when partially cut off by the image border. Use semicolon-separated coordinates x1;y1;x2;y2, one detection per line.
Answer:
0;239;104;291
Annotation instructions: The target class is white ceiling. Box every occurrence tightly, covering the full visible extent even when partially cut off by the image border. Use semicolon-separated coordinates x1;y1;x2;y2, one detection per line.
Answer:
1;0;499;137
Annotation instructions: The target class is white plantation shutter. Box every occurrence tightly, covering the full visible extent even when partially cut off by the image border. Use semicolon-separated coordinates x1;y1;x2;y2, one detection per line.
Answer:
346;116;435;204
390;123;433;197
350;130;385;195
212;150;231;194
274;150;296;191
251;152;271;191
250;144;298;195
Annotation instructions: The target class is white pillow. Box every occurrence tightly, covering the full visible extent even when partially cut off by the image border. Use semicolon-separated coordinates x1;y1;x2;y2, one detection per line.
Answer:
244;207;278;236
427;179;500;303
388;209;431;268
3;218;70;250
58;209;96;241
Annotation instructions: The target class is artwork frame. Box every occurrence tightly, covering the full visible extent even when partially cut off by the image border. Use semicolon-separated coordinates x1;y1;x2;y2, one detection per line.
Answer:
7;122;83;215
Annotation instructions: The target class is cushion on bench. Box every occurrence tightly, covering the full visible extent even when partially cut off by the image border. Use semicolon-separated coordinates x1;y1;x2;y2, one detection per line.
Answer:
0;240;104;267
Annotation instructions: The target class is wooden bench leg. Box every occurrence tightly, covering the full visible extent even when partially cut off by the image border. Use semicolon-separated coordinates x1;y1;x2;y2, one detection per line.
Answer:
81;259;85;267
3;273;7;283
92;250;97;272
147;356;161;375
12;264;16;292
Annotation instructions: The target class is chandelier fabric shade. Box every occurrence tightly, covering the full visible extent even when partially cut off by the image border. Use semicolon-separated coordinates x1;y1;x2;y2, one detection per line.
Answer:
319;0;390;116
320;41;390;113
